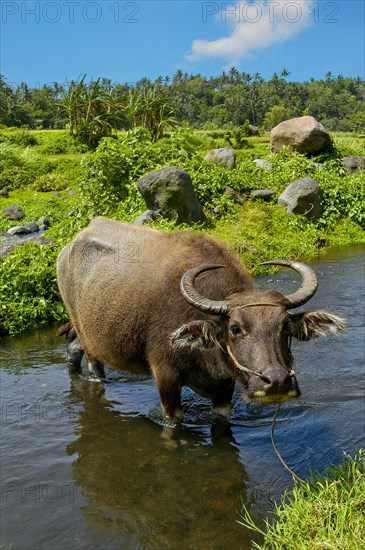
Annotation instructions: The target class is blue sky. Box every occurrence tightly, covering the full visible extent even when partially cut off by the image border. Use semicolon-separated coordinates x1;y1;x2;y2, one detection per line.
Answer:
1;0;364;87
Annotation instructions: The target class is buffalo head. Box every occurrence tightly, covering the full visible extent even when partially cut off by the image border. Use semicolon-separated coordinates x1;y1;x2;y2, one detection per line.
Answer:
172;261;345;402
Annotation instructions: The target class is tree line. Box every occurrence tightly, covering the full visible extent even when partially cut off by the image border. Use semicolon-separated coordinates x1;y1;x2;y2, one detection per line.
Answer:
0;69;363;143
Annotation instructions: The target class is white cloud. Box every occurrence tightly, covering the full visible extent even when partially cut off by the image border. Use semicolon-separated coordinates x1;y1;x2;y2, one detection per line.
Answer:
186;1;313;64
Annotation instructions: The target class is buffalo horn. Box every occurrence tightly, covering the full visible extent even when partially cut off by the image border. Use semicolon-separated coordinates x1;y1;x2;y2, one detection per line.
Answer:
262;259;318;308
180;264;230;315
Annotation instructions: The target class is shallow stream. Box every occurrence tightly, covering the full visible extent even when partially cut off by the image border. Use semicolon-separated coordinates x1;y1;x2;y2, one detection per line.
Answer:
1;244;364;549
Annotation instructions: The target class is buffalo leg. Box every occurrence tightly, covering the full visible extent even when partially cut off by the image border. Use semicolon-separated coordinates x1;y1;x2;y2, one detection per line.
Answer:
66;327;84;374
86;357;105;379
152;366;183;420
211;378;235;419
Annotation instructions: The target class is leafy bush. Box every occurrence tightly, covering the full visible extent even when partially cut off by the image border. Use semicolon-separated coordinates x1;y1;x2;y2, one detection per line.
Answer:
79;137;133;215
318;171;365;228
0;242;67;335
79;127;196;216
36;131;90;154
30;173;70;192
0;165;35;189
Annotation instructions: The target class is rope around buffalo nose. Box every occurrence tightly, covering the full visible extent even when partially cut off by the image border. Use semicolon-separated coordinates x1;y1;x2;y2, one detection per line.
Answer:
226;343;304;483
271;404;305;484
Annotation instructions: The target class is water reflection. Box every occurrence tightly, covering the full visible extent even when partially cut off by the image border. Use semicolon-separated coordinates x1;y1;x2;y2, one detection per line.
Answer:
66;378;251;550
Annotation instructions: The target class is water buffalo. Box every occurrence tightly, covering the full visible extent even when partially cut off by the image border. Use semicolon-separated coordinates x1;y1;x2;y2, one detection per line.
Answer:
57;217;344;419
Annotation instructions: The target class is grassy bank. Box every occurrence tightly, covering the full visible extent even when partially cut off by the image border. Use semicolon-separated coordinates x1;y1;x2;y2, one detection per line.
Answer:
0;128;364;335
241;451;365;549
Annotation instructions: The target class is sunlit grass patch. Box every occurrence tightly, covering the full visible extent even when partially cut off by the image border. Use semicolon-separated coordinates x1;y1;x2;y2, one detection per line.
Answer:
240;451;365;550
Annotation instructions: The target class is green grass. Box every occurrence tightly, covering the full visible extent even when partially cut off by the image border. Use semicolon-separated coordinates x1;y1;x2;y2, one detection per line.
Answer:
240;451;365;550
0;189;80;233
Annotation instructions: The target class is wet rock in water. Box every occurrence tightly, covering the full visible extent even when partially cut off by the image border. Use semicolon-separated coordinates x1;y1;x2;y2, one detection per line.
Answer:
278;177;323;219
342;156;365;174
7;225;31;235
253;159;272;171
250;189;275;201
205;148;236;169
2;206;24;220
23;221;39;233
137;166;205;224
0;189;9;197
37;216;50;228
270;116;332;155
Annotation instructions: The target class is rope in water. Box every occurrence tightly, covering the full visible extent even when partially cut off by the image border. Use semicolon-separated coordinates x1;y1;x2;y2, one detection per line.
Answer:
271;403;305;484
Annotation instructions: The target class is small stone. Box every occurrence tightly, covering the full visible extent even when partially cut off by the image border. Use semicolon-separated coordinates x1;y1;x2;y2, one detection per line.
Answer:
0;190;9;197
250;189;275;201
205;148;236;169
249;125;260;136
134;209;161;225
253;159;272;171
68;211;75;217
2;206;24;220
342;156;365;174
68;189;78;195
224;186;245;204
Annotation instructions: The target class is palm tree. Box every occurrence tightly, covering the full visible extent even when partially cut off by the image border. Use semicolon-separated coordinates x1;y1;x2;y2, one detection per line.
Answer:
280;68;291;79
59;75;124;146
124;86;177;142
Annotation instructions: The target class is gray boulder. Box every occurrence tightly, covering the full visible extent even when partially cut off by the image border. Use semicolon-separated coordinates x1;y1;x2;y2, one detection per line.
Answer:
278;177;323;219
253;159;272;171
7;225;31;235
0;189;9;197
271;116;332;155
250;189;275;201
2;206;24;220
137;167;205;224
342;156;365;174
23;221;39;233
205;148;236;169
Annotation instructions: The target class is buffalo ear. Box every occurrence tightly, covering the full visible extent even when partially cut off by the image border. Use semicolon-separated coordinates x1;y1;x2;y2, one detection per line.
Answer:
171;320;225;350
290;310;346;341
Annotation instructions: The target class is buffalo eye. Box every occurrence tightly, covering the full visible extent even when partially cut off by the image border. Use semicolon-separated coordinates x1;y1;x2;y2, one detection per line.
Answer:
229;324;241;336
